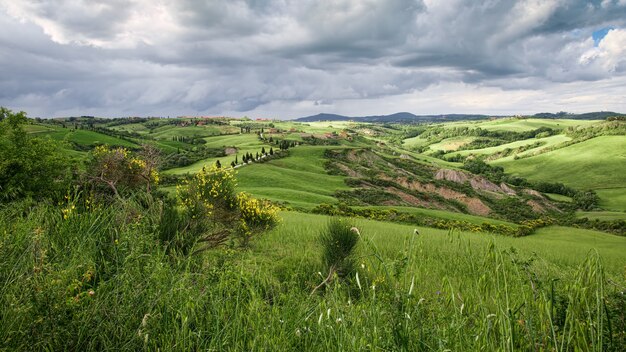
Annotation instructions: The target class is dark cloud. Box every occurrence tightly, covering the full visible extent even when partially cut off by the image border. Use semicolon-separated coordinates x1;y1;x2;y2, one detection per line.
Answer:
0;0;625;117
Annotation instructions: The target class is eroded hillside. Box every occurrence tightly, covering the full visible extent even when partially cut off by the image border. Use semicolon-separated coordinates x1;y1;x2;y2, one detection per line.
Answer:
324;148;562;223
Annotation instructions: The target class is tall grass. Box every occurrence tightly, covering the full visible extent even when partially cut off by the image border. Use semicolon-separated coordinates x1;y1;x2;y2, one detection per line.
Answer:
0;202;624;351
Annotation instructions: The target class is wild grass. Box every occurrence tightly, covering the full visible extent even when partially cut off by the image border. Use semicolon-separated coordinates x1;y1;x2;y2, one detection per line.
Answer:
1;204;624;351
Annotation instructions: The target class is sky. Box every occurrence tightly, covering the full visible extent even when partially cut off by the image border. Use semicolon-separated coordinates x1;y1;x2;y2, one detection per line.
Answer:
1;0;625;119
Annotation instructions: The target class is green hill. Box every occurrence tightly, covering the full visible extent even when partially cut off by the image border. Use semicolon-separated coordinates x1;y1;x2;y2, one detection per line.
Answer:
494;136;626;190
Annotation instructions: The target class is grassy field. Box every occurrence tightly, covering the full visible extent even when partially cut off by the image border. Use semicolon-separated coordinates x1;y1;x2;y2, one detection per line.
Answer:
41;129;140;148
272;212;626;275
356;206;518;227
136;138;191;153
237;146;350;209
24;124;57;134
164;134;272;174
596;188;626;211
151;125;219;139
494;136;626;190
427;136;476;151
454;134;571;157
401;135;429;148
442;118;599;132
273;121;356;134
108;122;151;134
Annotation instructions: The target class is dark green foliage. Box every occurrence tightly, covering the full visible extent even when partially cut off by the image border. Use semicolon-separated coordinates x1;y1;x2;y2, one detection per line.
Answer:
319;218;359;278
488;197;537;222
0;107;74;202
573;190;600;210
161;146;225;169
463;159;507;183
534;181;578;197
334;188;401;206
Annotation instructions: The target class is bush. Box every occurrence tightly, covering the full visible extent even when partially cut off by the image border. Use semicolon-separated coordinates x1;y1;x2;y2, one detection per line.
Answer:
84;145;159;199
177;166;280;249
0;107;74;202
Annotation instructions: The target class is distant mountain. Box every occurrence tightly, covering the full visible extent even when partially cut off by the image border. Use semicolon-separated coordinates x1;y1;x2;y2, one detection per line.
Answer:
294;112;492;122
294;111;625;122
295;113;351;122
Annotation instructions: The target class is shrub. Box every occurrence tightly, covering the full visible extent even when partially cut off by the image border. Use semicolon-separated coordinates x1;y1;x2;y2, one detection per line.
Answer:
235;192;280;246
85;145;159;199
0;107;74;202
177;166;280;249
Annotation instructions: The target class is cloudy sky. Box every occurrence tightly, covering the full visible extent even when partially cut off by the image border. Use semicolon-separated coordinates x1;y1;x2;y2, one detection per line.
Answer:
1;0;625;119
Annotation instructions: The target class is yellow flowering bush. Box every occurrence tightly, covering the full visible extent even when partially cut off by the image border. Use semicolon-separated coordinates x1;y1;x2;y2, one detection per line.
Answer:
235;192;280;245
177;166;280;248
177;166;236;219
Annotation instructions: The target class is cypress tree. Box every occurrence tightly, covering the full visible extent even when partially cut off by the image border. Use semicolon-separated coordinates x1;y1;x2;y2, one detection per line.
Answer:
269;147;274;155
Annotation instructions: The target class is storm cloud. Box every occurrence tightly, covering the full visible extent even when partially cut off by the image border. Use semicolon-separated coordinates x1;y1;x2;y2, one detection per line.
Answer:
1;0;625;118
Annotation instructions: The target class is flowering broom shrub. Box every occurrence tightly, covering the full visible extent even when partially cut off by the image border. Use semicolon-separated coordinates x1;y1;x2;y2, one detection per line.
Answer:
236;192;280;246
177;165;279;250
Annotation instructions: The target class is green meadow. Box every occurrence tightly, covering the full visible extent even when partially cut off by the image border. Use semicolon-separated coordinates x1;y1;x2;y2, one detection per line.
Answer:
237;146;350;209
495;136;626;190
596;188;626;211
38;128;139;148
427;136;476;151
577;211;626;221
442;118;599;132
454;134;571;157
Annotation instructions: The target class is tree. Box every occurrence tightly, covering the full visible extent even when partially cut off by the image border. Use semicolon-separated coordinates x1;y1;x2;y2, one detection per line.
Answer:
0;107;73;202
261;147;266;154
269;147;274;155
215;160;222;168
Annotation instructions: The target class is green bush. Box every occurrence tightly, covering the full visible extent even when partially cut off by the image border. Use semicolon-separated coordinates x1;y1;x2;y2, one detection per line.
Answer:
0;107;74;202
